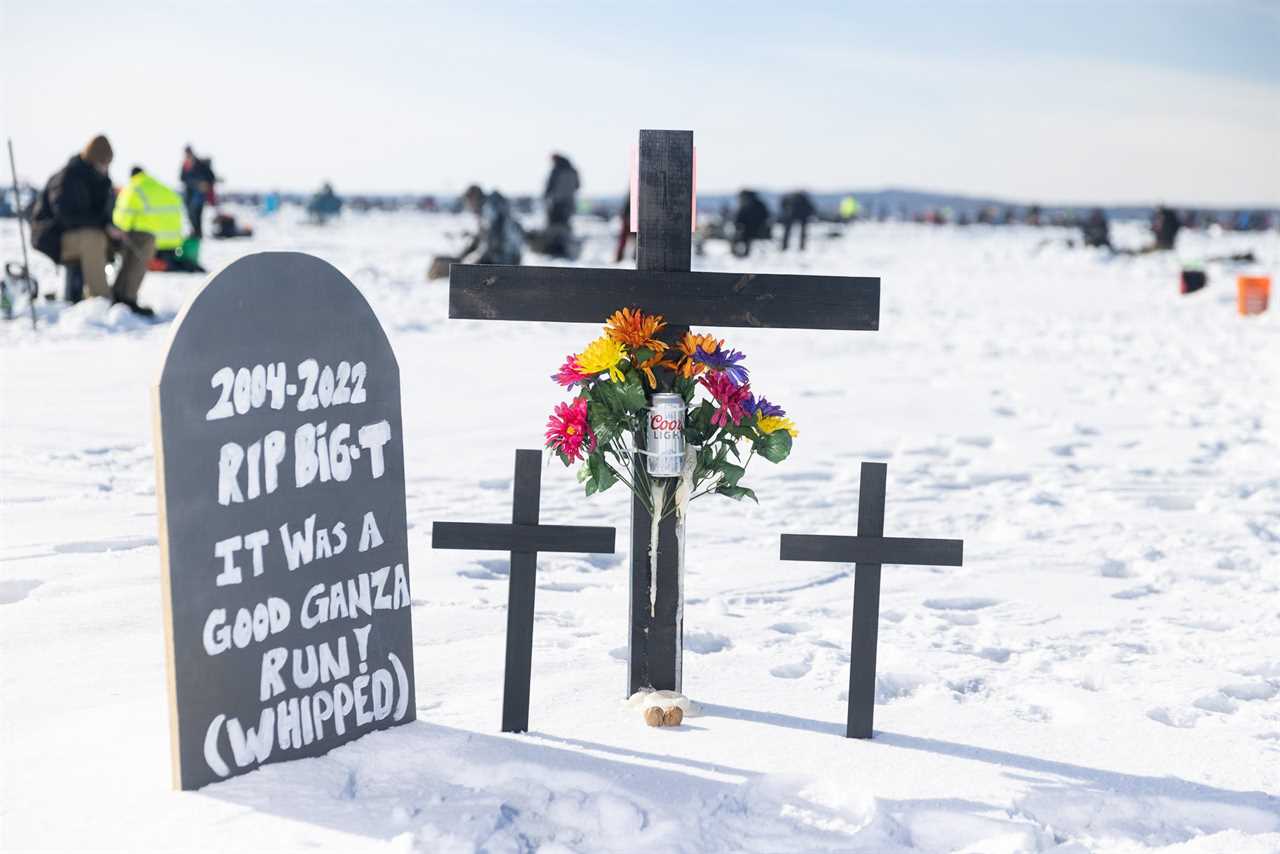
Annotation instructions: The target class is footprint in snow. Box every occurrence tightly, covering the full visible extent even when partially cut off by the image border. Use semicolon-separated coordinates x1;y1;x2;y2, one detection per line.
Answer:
923;597;1000;611
777;470;834;482
1221;682;1279;702
0;579;42;604
1099;559;1133;578
1193;693;1238;714
770;658;812;679
52;535;156;555
1147;706;1200;728
768;622;812;635
684;631;732;654
1113;584;1160;600
843;673;925;703
976;646;1012;663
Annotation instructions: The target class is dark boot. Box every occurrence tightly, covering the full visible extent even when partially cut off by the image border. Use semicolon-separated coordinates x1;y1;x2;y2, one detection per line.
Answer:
64;264;84;304
114;296;155;318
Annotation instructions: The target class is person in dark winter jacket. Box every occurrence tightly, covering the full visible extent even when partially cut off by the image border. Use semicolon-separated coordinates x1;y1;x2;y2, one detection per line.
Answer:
1151;205;1182;251
544;154;579;228
1081;208;1111;250
30;135;155;314
779;191;816;251
306;182;343;223
539;153;580;258
732;190;771;257
179;145;216;238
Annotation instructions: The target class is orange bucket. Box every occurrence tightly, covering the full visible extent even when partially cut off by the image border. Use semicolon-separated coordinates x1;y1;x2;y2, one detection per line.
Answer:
1237;276;1270;316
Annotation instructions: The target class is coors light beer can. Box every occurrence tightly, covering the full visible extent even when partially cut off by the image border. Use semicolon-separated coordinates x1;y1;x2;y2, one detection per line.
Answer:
645;393;686;477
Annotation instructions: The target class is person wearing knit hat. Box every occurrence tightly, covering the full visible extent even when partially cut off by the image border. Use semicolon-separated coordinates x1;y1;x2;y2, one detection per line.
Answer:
82;135;114;170
30;134;156;316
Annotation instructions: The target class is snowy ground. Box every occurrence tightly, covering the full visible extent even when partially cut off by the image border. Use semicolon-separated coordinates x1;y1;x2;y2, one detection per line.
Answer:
1;209;1278;853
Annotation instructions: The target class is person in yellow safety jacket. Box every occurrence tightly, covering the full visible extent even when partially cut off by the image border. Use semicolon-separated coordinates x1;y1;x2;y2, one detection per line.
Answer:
103;166;174;315
839;195;860;222
113;167;185;249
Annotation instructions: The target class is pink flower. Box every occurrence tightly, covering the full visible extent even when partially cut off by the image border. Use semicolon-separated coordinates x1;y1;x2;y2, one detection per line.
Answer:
552;355;592;389
701;373;752;427
545;398;596;462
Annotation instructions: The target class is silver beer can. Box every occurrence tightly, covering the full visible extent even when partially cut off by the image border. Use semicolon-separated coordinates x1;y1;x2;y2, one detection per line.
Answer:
645;393;686;476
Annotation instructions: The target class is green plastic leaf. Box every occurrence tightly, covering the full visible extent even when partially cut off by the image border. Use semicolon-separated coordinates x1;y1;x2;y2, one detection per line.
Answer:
715;485;758;503
755;429;793;463
584;453;617;497
718;462;746;488
684;400;715;446
595;373;647;415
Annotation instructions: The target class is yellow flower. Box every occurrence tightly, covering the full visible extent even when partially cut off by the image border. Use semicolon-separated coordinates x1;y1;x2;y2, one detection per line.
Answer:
576;336;627;383
604;307;667;353
757;414;798;438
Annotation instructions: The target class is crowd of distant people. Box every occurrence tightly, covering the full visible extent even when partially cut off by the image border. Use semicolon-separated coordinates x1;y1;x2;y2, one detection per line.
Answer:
6;132;1277;310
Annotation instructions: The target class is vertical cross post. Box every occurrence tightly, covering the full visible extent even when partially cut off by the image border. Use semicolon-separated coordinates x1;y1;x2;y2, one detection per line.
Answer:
629;129;694;696
505;449;542;733
849;462;886;739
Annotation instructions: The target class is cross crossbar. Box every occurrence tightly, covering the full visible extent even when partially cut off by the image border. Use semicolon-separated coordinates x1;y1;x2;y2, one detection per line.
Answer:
432;522;615;555
779;534;963;566
449;264;880;331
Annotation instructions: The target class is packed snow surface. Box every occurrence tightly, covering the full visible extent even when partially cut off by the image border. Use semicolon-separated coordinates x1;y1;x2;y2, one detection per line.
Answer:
1;210;1278;853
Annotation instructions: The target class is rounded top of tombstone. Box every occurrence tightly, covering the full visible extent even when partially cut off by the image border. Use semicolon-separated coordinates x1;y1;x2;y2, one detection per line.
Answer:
157;252;397;390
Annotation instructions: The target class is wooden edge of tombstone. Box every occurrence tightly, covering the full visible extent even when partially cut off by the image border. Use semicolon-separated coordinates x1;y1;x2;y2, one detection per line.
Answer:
151;251;400;790
150;382;182;789
150;251;230;790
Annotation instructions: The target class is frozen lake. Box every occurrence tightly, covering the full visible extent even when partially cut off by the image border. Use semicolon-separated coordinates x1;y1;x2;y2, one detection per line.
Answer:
1;210;1277;852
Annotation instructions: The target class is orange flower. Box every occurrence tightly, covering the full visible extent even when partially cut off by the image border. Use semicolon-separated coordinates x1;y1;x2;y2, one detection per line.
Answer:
604;307;667;354
635;350;667;389
673;331;720;379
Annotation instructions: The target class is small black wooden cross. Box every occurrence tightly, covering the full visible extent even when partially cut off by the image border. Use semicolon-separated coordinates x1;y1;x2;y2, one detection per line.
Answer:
433;449;615;733
780;462;964;739
450;129;880;697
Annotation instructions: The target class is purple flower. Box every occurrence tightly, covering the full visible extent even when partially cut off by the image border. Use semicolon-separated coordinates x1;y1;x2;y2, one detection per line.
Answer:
746;395;786;418
692;344;749;385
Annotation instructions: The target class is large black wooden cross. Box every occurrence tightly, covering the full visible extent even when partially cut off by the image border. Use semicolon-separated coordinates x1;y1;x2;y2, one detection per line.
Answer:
450;129;880;696
780;462;964;738
433;449;615;732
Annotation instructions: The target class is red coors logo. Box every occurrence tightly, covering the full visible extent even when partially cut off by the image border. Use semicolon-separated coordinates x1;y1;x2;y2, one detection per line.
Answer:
649;413;681;431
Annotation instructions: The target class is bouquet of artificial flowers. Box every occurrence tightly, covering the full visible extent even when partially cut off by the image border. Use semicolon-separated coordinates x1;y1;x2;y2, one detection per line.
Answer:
544;307;797;520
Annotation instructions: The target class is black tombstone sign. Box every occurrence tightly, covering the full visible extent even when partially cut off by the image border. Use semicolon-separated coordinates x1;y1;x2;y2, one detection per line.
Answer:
154;252;415;790
432;449;615;733
449;129;880;697
780;462;963;738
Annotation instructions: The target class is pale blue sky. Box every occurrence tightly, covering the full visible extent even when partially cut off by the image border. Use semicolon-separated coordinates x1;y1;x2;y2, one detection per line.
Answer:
3;1;1278;205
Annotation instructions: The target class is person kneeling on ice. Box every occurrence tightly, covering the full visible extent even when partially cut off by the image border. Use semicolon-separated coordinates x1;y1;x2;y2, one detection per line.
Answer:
426;185;524;279
113;166;191;286
30;135;155;314
461;184;523;265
